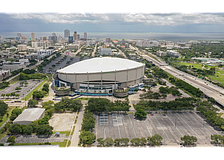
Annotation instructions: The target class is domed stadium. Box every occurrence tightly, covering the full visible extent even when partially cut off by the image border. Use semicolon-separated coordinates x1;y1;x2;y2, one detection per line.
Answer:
53;57;145;95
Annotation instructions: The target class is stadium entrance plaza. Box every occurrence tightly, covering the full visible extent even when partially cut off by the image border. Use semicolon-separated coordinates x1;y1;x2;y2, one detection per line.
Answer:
93;111;223;146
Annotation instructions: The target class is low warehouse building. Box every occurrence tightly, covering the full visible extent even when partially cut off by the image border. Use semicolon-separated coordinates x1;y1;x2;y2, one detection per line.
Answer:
13;108;45;125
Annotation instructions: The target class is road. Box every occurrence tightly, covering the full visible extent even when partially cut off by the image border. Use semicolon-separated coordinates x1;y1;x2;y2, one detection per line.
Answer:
117;48;127;59
132;46;224;107
91;43;97;57
71;45;85;57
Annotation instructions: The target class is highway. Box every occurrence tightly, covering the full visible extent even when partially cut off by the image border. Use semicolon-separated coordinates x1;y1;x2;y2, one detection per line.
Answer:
131;46;224;107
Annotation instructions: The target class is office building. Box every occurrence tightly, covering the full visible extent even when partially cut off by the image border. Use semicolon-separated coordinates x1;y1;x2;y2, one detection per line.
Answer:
84;32;87;40
64;29;70;38
68;36;73;43
73;31;77;41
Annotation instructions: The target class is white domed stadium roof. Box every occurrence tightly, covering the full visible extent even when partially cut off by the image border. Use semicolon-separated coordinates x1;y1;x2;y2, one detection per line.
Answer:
57;57;145;74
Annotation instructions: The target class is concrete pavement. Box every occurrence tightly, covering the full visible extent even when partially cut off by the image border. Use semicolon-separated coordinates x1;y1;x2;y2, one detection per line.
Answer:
70;100;87;147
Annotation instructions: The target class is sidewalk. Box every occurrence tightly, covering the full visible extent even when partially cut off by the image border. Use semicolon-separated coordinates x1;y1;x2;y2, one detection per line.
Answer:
70;101;87;147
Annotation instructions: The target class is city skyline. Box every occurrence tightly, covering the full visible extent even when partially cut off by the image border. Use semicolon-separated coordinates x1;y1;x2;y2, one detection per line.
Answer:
1;13;224;33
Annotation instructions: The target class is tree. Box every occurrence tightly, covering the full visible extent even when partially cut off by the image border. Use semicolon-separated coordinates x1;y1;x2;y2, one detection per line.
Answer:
10;108;22;121
6;93;10;98
28;99;38;108
23;125;33;135
29;122;39;133
97;138;104;147
139;137;147;146
36;124;53;135
20;81;24;86
134;109;147;120
10;92;16;99
0;101;8;116
33;91;45;100
9;124;22;134
181;135;197;146
15;94;20;99
42;83;49;93
103;137;113;147
131;138;141;146
114;138;121;146
120;138;129;146
148;134;163;146
1;93;5;99
7;136;16;143
79;131;96;146
24;82;28;87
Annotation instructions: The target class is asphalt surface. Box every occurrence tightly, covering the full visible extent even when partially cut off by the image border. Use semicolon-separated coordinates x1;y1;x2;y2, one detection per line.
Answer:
0;80;42;99
93;111;222;146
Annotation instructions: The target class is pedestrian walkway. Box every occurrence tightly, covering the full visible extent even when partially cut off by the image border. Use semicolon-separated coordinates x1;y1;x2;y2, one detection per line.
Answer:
70;101;87;147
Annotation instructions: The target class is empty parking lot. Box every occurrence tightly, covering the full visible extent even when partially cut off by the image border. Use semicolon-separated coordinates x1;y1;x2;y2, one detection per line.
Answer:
94;111;223;145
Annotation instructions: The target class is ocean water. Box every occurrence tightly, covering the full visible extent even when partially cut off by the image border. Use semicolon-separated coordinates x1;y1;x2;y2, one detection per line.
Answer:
1;32;224;41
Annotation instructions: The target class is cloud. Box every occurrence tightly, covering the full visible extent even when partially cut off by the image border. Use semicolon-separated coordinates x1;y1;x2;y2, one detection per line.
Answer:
7;13;224;26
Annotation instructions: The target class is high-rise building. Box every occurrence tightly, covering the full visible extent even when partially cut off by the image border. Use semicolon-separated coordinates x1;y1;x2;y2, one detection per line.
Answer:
40;37;43;41
51;33;57;43
84;32;87;40
31;33;35;41
64;29;70;38
68;36;73;43
77;34;80;40
73;31;77;41
58;35;62;42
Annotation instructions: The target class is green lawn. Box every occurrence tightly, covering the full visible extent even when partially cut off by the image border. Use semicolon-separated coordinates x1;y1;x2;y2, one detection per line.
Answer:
173;62;205;69
76;97;92;100
10;80;19;85
8;139;70;147
208;70;224;84
173;62;224;85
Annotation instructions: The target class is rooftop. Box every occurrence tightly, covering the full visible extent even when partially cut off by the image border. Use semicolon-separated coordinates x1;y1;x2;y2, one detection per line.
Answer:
57;57;145;74
13;108;45;122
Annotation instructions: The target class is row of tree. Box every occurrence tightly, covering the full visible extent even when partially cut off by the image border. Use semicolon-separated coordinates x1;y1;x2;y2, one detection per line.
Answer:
1;92;20;99
0;82;10;89
81;111;95;131
0;101;8;120
97;134;163;147
211;134;224;145
196;101;224;130
8;123;53;135
159;86;182;96
19;72;46;80
86;98;130;113
140;90;167;99
135;97;196;111
151;66;204;98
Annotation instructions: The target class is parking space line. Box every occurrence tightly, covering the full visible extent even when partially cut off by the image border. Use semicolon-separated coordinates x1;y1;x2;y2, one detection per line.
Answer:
154;115;171;141
175;113;198;136
128;114;137;138
165;114;183;137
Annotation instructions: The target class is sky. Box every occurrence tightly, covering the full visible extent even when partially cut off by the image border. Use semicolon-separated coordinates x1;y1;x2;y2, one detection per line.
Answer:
1;13;224;33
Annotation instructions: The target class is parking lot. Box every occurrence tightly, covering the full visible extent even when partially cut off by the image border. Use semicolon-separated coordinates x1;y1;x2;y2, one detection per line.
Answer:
0;134;67;143
94;111;222;146
43;56;90;74
0;80;43;99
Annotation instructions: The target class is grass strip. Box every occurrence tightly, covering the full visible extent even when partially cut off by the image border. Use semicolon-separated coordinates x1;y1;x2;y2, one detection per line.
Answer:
71;126;75;135
0;106;15;128
53;131;70;136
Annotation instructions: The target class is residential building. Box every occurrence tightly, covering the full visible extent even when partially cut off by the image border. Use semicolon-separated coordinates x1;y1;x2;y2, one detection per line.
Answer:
17;44;27;51
98;47;112;55
166;50;180;57
31;42;46;50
